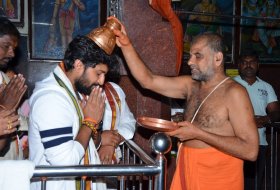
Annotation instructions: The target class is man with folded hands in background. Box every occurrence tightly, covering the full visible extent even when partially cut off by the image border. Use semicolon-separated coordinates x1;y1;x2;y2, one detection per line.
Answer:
0;16;27;159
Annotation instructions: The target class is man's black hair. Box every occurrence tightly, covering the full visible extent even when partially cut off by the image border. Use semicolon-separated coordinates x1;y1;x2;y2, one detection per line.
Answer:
0;17;20;40
239;49;259;61
63;35;117;71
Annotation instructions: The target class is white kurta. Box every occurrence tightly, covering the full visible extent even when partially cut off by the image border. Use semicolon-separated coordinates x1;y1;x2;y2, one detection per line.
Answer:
29;66;106;190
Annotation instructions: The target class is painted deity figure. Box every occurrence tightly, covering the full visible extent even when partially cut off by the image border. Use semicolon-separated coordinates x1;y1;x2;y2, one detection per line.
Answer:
0;0;15;18
45;0;85;52
242;0;261;26
255;0;280;54
184;0;220;51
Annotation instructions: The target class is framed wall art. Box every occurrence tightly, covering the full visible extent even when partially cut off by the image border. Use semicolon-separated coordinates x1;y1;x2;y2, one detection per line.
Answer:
0;0;24;27
29;0;103;60
173;0;236;64
240;0;280;64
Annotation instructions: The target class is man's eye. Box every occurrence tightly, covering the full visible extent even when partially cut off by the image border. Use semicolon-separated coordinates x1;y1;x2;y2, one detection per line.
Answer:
0;45;9;51
195;54;202;59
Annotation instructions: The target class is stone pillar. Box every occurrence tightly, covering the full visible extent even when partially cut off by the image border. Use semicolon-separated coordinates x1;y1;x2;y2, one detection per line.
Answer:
118;0;177;148
118;1;178;188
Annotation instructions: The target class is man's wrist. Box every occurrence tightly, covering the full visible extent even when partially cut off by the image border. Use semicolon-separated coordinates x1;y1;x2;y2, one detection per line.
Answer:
95;133;102;149
82;120;98;135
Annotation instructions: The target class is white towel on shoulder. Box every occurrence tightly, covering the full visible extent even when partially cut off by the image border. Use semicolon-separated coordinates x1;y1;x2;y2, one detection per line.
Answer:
0;160;35;190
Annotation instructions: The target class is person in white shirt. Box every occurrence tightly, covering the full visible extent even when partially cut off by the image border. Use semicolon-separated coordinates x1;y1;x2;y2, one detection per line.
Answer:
29;35;117;190
98;81;136;164
234;51;280;190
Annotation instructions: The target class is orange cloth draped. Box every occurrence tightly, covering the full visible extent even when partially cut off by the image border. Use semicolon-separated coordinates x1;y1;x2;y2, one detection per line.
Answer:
171;145;244;190
104;82;121;163
149;0;183;75
104;82;121;130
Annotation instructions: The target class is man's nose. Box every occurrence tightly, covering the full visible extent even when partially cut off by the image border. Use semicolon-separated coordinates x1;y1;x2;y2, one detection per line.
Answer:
97;75;105;86
7;47;15;58
246;62;251;67
188;57;194;66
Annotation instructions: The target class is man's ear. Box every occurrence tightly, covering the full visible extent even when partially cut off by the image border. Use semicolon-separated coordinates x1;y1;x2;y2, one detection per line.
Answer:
73;59;84;70
215;52;223;66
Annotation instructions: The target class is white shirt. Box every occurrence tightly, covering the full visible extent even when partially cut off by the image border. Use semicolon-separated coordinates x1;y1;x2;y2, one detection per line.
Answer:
29;66;106;190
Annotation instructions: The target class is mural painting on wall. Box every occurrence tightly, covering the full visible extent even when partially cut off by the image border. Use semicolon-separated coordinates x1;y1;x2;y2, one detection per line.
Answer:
30;0;100;60
241;0;280;63
0;0;23;26
173;0;234;64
